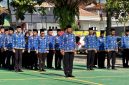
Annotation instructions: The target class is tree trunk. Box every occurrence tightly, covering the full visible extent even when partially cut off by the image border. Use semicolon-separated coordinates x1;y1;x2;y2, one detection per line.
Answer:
15;12;19;26
106;10;112;36
7;0;12;25
124;22;126;33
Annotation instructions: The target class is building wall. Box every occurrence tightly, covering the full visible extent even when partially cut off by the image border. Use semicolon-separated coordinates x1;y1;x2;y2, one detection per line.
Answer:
80;20;106;30
27;23;59;30
80;19;129;31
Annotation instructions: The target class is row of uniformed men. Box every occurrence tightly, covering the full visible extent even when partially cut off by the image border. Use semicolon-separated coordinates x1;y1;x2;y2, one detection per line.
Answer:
0;26;64;72
85;27;129;71
0;25;129;78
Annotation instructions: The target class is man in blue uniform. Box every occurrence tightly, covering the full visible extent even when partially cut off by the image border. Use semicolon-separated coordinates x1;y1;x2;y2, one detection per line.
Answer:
106;28;118;70
28;29;39;70
47;29;55;69
121;29;129;68
27;29;33;68
0;27;5;68
84;27;98;70
98;30;106;68
4;27;14;70
93;27;98;67
61;25;76;77
22;31;30;69
2;28;9;68
55;29;63;70
38;29;48;72
13;26;25;72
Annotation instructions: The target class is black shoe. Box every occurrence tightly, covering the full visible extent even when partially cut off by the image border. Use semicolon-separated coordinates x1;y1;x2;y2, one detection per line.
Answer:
55;68;58;70
8;67;14;71
18;69;23;72
55;68;62;70
98;67;106;69
102;67;106;69
42;69;46;72
123;65;129;68
58;68;62;70
15;69;19;72
107;67;110;70
69;75;75;77
34;67;38;70
39;69;46;72
30;66;33;70
112;67;117;70
90;68;94;70
123;66;128;68
87;67;90;70
47;67;54;69
65;75;69;78
112;68;117;70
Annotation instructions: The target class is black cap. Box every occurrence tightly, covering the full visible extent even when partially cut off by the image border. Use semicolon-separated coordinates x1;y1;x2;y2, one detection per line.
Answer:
40;29;45;32
126;29;129;32
0;26;4;29
28;29;32;31
89;27;93;30
100;30;105;34
52;27;54;30
9;27;14;31
49;26;51;29
5;29;9;31
57;29;61;32
33;29;38;32
66;25;72;28
55;27;58;30
16;26;21;28
93;27;97;31
110;28;115;31
43;28;46;30
48;29;53;31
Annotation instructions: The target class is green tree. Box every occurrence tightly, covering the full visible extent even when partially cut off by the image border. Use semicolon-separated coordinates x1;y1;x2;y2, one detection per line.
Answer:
0;0;12;25
46;0;96;29
105;0;129;35
105;0;120;35
10;0;36;25
114;1;129;33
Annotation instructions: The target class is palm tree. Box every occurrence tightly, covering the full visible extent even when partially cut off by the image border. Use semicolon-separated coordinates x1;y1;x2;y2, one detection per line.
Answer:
45;0;96;29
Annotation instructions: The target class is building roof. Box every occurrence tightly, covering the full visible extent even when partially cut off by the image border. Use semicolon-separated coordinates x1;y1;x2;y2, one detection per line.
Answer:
85;3;105;10
0;7;8;14
35;2;54;8
79;8;97;16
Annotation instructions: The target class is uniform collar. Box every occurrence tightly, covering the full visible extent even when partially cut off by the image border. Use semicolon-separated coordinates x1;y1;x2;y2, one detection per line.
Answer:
33;35;38;37
100;36;104;38
40;36;45;38
89;34;94;36
110;35;115;37
16;32;22;35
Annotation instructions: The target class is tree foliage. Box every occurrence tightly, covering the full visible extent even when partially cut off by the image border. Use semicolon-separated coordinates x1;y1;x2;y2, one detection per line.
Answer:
46;0;96;29
106;0;129;26
10;0;37;21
